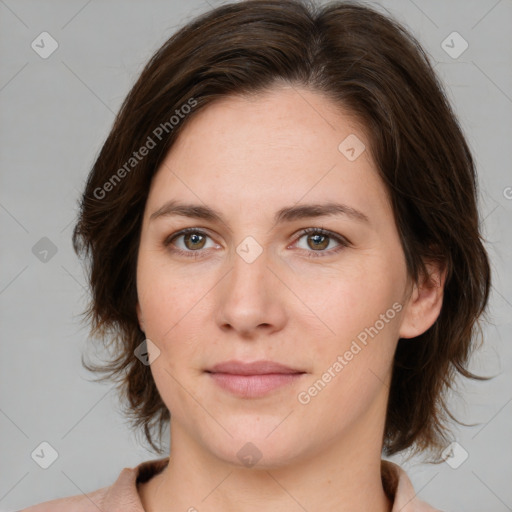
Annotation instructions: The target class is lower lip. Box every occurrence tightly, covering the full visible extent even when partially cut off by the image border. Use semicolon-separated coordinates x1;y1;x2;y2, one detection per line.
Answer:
208;372;304;398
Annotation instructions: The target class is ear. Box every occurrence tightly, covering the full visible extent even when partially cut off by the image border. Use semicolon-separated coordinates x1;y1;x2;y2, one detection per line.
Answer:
399;260;447;339
136;302;145;333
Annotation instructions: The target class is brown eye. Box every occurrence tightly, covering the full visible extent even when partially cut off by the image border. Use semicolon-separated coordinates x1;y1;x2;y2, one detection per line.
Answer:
294;228;350;258
306;233;329;250
164;228;217;258
182;232;206;250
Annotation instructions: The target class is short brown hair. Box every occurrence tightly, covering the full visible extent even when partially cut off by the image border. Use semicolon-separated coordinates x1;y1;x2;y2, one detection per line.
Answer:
72;0;491;458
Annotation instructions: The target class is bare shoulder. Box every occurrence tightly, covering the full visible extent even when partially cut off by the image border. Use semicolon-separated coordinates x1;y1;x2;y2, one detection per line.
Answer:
18;486;108;512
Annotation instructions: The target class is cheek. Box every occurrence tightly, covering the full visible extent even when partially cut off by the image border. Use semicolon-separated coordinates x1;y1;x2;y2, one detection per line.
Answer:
137;252;206;338
296;259;403;340
297;312;399;431
148;362;197;427
297;262;404;400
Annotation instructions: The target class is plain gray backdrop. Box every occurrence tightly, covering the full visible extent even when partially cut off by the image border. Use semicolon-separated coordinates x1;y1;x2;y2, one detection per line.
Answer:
1;0;511;510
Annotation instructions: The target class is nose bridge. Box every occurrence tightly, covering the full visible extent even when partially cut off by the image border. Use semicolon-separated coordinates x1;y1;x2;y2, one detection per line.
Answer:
229;236;273;302
215;235;286;333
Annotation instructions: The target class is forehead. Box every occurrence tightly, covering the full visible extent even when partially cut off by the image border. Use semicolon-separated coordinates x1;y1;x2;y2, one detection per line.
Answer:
145;85;391;229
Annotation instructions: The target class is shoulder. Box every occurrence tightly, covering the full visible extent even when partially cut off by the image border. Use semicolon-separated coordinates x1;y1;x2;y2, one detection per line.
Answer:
18;485;110;511
382;460;442;512
19;457;169;512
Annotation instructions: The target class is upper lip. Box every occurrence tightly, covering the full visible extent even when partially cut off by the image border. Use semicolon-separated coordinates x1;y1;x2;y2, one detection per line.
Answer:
206;360;304;375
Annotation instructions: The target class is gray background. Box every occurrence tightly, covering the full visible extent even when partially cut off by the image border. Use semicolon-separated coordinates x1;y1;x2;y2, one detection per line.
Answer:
0;0;511;510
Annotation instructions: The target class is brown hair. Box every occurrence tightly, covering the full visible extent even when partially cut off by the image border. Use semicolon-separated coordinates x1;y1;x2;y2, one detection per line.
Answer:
72;0;491;458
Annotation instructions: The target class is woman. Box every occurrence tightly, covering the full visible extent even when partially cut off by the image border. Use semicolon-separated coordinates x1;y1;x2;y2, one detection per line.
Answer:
23;0;490;510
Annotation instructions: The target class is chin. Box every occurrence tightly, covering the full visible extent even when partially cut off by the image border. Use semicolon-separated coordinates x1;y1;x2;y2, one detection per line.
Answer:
202;424;308;470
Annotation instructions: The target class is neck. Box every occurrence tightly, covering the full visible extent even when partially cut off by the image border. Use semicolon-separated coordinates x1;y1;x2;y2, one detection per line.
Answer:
140;420;392;512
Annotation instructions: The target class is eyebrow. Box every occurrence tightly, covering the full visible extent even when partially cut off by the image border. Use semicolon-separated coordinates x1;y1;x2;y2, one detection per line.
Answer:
149;199;370;227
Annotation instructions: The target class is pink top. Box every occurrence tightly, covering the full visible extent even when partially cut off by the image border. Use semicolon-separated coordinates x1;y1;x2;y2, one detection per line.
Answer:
20;458;440;511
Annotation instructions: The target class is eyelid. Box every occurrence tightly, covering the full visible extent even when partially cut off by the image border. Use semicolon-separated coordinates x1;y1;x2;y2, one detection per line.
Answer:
163;227;219;256
163;226;350;258
291;227;350;258
293;227;350;246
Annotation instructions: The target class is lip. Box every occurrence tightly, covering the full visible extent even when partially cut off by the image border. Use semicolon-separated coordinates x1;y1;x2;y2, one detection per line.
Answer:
206;360;306;398
208;360;303;375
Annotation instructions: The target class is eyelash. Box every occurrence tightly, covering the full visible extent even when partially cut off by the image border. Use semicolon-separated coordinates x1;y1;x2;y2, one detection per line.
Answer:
163;227;350;259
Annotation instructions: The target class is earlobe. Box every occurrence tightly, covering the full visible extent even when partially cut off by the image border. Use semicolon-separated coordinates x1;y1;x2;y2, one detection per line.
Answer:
399;261;447;339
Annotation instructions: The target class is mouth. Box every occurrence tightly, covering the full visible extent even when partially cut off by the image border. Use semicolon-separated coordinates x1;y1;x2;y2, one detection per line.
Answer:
205;360;306;398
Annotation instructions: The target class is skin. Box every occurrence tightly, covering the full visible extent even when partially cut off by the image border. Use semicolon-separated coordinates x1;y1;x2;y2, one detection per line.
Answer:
135;85;445;512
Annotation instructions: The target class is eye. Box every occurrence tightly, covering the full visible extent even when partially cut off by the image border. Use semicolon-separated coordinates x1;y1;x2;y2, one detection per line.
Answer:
163;228;218;258
163;226;350;259
293;227;350;258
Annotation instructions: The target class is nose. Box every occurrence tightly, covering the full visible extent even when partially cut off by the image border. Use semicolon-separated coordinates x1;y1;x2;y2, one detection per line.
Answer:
214;242;288;338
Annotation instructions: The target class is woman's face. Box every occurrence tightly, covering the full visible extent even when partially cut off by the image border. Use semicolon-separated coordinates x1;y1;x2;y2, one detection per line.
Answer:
136;85;418;467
